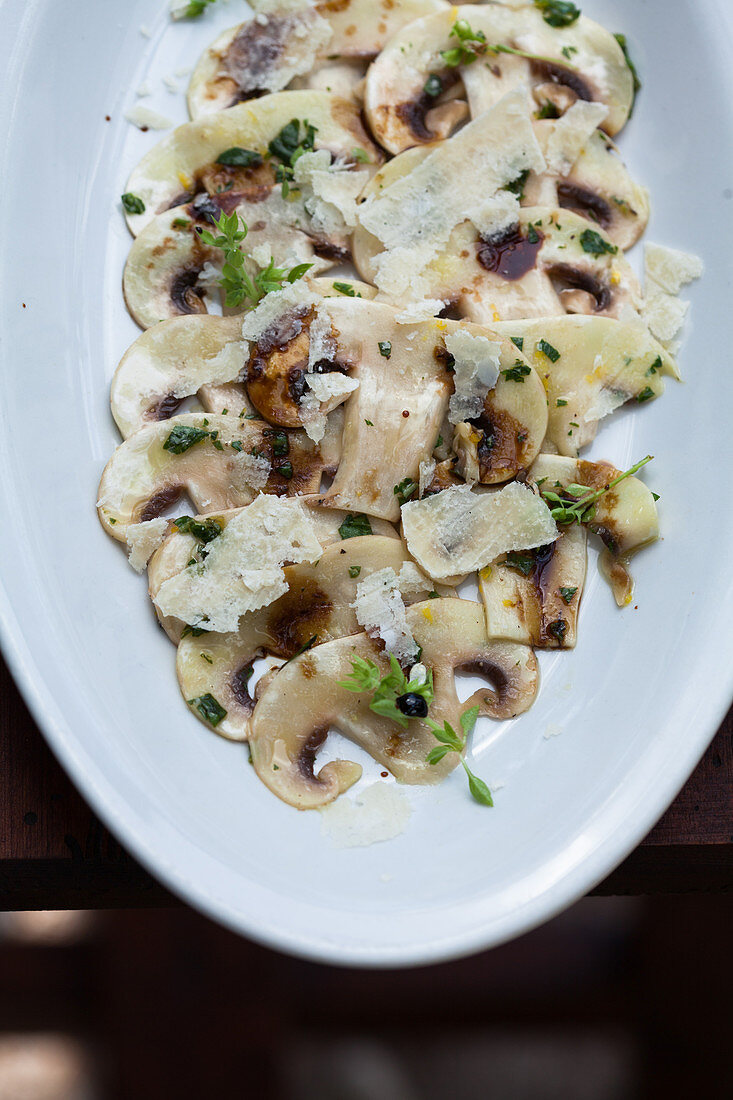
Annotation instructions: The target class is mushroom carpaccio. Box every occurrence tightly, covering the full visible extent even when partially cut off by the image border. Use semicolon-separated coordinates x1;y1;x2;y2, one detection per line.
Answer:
98;2;701;812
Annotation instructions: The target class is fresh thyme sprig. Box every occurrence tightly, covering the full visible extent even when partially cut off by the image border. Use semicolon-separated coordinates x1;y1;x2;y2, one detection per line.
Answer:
171;0;217;19
339;655;434;730
197;210;312;308
440;19;577;70
540;455;653;527
426;705;493;807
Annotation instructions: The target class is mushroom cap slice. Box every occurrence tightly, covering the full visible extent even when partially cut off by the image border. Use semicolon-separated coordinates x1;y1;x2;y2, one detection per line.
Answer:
530;453;659;606
187;0;449;118
479;522;587;649
355;206;642;325
149;498;400;643
123;91;382;235
364;5;634;154
492;316;677;457
248;598;538;808
176;534;441;741
97;413;332;540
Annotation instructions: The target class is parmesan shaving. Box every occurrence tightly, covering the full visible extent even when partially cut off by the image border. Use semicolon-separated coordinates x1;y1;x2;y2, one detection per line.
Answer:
241;280;318;343
543;101;609;176
153;496;321;632
126;518;168;574
352;567;424;663
645;243;704;296
402;483;558;580
293;150;369;234
124;105;173;131
319;782;412;848
225;0;333;95
358;89;545;298
444;330;502;424
418;459;436;498
231;450;271;491
394;299;446;323
306;372;359;403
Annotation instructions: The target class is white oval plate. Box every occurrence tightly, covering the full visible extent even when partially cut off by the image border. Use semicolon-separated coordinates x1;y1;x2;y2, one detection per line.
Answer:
1;0;732;967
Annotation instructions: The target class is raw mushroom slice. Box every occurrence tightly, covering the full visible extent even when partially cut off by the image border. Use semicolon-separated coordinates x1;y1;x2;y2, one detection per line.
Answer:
479;522;587;649
364;4;634;155
123;91;382;236
97;413;333;540
355;206;642;325
248;598;538;808
187;0;449;118
149;497;400;643
111;279;375;435
530;453;659;607
491;316;677;457
177;535;444;741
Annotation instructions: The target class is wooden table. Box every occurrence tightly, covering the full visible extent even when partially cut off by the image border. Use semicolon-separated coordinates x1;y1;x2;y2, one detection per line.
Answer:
1;655;731;911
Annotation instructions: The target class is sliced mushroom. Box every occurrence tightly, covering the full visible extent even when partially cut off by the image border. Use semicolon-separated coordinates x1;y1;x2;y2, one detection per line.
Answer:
355;206;642;325
248;597;538;808
364;5;634;154
177;534;442;741
123;90;381;236
97;413;334;540
187;0;449;118
492;316;677;457
530;453;659;607
111;278;375;435
479;522;587;649
149;496;400;643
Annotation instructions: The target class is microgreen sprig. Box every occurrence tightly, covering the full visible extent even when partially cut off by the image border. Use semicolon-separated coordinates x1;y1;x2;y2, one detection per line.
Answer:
197;210;312;308
540;455;653;527
339;655;434;730
426;705;493;807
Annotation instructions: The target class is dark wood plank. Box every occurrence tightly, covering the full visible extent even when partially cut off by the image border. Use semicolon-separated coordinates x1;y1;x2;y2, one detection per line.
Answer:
0;653;731;909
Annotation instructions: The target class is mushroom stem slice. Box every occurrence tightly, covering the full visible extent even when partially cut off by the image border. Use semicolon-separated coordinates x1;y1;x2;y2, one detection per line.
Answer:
248;598;537;808
177;534;443;740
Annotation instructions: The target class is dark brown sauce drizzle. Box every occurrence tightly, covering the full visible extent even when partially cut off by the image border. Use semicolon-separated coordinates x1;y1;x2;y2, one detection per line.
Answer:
476;224;544;280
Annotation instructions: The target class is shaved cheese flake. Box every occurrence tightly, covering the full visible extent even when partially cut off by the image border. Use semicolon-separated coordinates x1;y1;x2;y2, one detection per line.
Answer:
543;101;609;176
124;105;173;131
320;782;412;848
395;299;446;324
231;450;271;492
402;483;558;580
293;151;369;233
306;372;359;403
307;302;336;371
352;567;422;664
418;459;436;498
241;279;318;343
445;330;502;424
358;89;545;298
225;0;333;94
298;389;327;444
642;292;689;345
126;518;168;574
645;244;704;296
153;495;321;632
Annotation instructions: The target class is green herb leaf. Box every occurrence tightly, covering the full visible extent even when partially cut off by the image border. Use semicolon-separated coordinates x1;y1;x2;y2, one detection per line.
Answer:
527;224;540;244
504;169;530;200
332;281;356;296
540;455;653;527
556;398;568;407
394;477;418;506
504;550;535;577
216;147;263;168
188;693;226;726
268;118;317;168
378;341;392;358
173;515;223;544
264;429;289;457
535;101;561;119
559;586;577;604
501;359;531;383
538;339;561;363
459;704;480;738
424;73;443;97
425;708;492;806
534;1;581;29
579;228;618;256
121;192;145;215
510;335;524;351
348;565;362;578
465;766;494;806
547;619;567;643
163;425;210;454
636;386;655;403
351;147;371;163
338;513;372;540
339;654;434;730
646;355;663;376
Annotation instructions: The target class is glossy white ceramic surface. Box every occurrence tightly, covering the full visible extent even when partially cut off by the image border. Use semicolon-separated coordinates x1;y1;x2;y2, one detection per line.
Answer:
0;0;731;966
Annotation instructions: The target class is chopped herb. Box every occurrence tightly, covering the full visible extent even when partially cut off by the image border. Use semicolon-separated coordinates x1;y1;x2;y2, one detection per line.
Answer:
163;424;210;454
121;192;145;215
652;492;660;502
579;228;618;256
394;477;418;506
527;224;540;244
559;586;577;604
538;339;561;363
365;419;374;426
338;513;372;540
340;654;434;730
501;359;531;383
425;705;493;806
332;281;356;296
646;356;663;376
172;217;191;229
636;386;655;403
547;619;568;643
216;147;263;168
424;73;443;97
561;45;578;60
510;336;524;351
108;518;117;525
535;101;561;119
436;435;444;448
504;169;530;201
188;693;226;727
277;461;293;479
231;440;243;452
441;19;487;67
200;652;213;664
612;194;635;215
173;0;217;17
268;118;317;169
569;421;579;427
534;1;581;29
244;411;263;420
348;565;362;578
556;398;568;407
181;625;209;639
505;550;535;577
264;429;289;456
540;455;653;526
614;33;641;113
378;341;392;358
351;147;371;163
173;515;223;544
